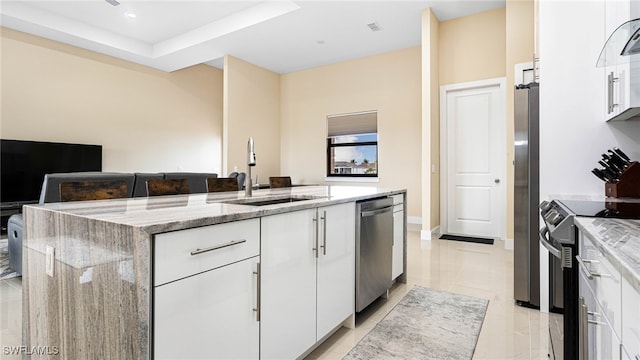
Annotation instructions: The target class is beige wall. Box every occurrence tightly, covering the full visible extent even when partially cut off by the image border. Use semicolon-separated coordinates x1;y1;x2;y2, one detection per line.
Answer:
435;5;533;242
0;28;223;173
223;55;281;181
439;8;507;86
506;0;535;241
422;8;440;233
280;47;422;218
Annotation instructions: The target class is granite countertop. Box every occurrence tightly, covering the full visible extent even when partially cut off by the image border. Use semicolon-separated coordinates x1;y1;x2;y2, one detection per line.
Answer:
575;217;640;293
24;185;406;235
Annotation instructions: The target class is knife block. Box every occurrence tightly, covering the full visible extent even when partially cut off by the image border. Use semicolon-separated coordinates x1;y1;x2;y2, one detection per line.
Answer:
605;161;640;198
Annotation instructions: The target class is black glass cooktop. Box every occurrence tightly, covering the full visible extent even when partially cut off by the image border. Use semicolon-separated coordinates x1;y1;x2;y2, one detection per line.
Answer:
558;199;640;219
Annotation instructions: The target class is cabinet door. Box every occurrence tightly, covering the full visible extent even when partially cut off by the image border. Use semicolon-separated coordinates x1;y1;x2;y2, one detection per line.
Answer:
392;207;404;280
579;232;622;335
622;277;640;360
154;257;259;360
604;0;634;121
260;209;317;360
317;202;355;340
581;276;622;360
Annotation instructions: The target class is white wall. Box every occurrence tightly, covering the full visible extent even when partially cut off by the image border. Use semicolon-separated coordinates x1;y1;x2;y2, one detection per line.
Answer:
539;0;640;202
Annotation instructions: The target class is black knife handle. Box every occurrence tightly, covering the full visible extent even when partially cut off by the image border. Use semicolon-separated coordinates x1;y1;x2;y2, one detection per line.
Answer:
613;147;631;162
592;168;607;182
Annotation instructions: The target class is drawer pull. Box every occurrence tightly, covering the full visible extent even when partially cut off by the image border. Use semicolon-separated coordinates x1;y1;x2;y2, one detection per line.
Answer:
587;311;601;318
576;255;611;280
587;319;606;326
190;239;246;256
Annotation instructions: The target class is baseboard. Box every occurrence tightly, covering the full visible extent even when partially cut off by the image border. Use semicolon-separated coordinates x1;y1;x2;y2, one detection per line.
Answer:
418;225;440;240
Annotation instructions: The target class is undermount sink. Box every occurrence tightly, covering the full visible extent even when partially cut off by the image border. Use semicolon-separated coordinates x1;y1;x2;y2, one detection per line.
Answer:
222;195;324;207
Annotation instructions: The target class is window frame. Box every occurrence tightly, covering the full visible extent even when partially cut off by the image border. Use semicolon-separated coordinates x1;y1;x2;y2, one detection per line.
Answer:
325;136;379;178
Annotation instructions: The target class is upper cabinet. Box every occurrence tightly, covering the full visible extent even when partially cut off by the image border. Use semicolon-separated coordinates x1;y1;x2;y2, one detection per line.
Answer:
599;1;640;121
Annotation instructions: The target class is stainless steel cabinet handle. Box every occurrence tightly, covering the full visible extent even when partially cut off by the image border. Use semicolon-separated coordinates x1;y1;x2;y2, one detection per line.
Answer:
587;319;606;325
608;72;620;114
361;206;393;217
313;215;319;258
190;239;246;256
576;255;611;280
580;297;587;360
587;311;601;318
253;262;261;322
320;210;327;256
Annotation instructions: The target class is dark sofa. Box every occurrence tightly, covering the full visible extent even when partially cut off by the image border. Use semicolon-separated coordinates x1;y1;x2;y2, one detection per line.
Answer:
7;171;219;275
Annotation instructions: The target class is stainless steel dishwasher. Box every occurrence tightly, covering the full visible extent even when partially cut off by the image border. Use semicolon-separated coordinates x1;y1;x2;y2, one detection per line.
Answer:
355;196;394;312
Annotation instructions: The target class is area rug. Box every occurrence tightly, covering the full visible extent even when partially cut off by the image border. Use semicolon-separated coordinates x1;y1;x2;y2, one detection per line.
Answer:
440;234;494;245
0;239;19;280
343;286;488;360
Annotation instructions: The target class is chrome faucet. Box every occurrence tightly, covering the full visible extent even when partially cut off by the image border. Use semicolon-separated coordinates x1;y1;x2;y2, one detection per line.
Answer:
246;137;256;197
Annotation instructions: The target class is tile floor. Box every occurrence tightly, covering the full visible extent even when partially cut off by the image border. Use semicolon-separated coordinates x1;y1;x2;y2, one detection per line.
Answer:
305;229;550;360
0;229;549;360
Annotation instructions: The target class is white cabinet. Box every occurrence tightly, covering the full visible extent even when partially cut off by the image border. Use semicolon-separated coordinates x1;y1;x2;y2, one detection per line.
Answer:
578;231;622;335
154;257;260;360
316;203;356;340
622;277;640;360
603;0;640;121
391;194;404;280
260;203;355;360
260;208;317;359
579;268;623;360
578;229;625;360
153;219;260;360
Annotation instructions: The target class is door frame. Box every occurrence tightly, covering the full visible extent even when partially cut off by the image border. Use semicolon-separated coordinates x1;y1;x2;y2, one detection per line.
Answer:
439;77;507;241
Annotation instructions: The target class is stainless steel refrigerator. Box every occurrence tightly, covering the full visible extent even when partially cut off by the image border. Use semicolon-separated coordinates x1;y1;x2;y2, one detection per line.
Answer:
513;82;540;308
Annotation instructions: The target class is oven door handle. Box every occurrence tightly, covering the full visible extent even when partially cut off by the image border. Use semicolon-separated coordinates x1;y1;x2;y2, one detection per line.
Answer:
539;226;562;259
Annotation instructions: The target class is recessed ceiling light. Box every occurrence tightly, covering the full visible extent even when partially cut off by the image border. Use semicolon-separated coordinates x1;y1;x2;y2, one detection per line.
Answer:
316;40;325;45
125;11;137;19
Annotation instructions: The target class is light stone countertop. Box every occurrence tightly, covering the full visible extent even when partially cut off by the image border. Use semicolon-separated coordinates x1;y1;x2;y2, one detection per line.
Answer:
575;217;640;293
25;185;406;235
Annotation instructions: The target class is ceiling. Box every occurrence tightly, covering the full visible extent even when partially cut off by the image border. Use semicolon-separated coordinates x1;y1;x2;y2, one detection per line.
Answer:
0;0;506;74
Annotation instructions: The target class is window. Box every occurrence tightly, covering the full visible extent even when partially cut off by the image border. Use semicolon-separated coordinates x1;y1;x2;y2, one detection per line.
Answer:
326;111;378;177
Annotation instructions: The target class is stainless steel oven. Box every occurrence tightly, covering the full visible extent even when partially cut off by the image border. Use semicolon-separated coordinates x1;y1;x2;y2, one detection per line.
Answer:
539;200;579;360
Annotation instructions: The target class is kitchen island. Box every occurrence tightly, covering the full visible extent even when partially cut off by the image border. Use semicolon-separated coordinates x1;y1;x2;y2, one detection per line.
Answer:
21;186;407;359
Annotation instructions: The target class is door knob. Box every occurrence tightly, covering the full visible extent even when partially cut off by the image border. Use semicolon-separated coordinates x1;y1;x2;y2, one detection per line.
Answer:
494;179;500;184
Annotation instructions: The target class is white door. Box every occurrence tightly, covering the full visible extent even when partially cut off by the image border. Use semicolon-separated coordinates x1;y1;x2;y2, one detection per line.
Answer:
441;78;506;239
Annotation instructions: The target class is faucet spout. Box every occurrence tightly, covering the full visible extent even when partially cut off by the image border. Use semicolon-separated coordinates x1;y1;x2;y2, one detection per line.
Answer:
246;137;256;197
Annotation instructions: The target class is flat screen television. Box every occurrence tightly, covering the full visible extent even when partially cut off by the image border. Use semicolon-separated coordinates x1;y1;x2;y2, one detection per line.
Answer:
1;139;102;207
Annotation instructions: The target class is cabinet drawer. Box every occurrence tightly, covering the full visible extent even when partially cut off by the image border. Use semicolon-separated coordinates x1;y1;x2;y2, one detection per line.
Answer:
578;233;622;336
154;218;260;286
390;194;403;205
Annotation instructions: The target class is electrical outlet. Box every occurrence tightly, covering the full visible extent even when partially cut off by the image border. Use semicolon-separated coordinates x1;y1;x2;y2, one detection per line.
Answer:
431;164;437;174
45;245;55;277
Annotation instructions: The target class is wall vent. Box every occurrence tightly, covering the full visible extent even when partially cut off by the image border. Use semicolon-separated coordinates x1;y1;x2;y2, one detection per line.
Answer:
366;22;382;32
